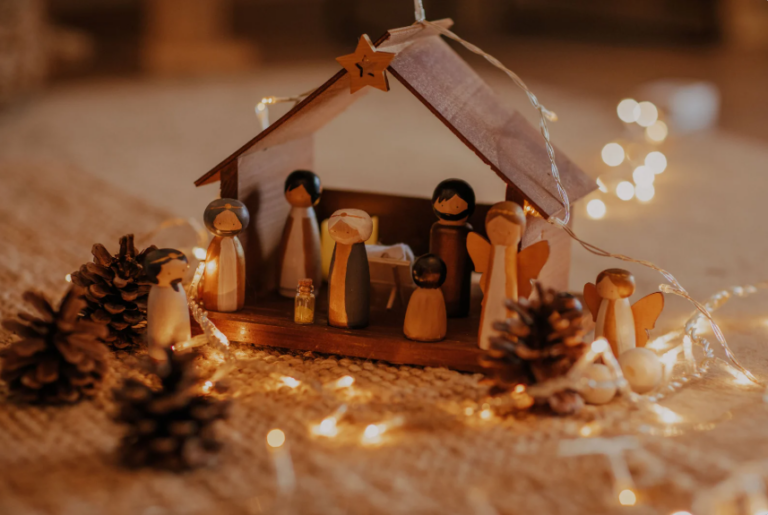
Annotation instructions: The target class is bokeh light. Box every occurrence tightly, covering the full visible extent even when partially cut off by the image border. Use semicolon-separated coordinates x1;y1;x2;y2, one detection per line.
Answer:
632;166;655;186
635;184;655;202
635;101;659;127
601;143;625;167
587;199;606;219
619;489;637;506
617;99;639;123
646;120;669;142
616;181;635;201
266;429;286;448
645;151;667;174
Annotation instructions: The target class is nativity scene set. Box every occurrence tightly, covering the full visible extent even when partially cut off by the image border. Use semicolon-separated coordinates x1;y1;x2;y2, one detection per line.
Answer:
145;20;665;377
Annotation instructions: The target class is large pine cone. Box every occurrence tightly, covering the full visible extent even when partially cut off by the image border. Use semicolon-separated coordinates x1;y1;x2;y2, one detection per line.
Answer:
1;287;109;403
115;349;229;471
481;284;589;414
71;234;157;350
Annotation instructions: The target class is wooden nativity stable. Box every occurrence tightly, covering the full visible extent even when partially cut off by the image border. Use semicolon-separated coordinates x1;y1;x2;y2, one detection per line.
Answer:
193;19;595;372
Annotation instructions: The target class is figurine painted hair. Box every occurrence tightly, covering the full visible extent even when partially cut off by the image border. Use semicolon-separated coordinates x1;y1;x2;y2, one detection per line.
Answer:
278;170;323;297
467;201;550;349
327;209;373;329
200;199;249;312
144;249;191;356
203;199;250;237
583;268;664;357
430;179;476;318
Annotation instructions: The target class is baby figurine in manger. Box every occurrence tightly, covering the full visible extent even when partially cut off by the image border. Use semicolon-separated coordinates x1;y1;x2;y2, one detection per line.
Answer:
199;199;249;312
467;201;550;350
327;209;373;329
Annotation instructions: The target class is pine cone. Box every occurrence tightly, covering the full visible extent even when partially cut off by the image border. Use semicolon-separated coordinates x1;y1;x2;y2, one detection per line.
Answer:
115;349;229;471
481;284;589;415
1;287;110;403
71;234;157;350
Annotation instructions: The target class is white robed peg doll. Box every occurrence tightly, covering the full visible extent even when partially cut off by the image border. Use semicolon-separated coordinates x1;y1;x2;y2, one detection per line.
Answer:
467;201;550;350
583;269;664;357
278;170;323;297
403;254;448;342
144;249;191;357
199;199;249;312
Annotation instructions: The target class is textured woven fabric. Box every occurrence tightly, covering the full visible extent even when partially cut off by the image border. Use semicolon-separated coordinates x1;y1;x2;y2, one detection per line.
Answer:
2;152;768;515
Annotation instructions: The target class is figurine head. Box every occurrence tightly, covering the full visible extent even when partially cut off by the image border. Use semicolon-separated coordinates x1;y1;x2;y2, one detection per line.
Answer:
144;249;188;291
328;209;373;245
596;269;636;300
285;170;322;208
204;199;250;237
485;201;526;246
412;254;447;289
431;179;475;224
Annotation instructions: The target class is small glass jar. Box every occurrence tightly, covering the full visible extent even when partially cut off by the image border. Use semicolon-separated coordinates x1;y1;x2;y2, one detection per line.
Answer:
294;279;315;324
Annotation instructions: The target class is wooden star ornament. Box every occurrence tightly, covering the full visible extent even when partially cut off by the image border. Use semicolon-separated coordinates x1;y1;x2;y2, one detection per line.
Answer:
336;34;396;94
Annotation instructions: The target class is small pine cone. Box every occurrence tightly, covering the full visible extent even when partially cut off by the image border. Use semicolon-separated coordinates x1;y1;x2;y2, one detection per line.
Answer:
1;287;110;404
481;284;589;413
115;349;229;471
70;234;157;350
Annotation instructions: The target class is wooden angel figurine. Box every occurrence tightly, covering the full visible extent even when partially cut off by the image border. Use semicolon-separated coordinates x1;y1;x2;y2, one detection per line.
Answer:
429;179;475;318
144;249;191;357
278;170;323;297
583;269;664;357
403;254;448;342
327;209;373;329
200;198;249;312
467;201;550;350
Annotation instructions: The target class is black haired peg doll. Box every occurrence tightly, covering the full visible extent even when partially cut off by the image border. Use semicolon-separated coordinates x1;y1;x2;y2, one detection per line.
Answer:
429;179;476;318
145;249;191;356
403;254;448;342
278;170;323;297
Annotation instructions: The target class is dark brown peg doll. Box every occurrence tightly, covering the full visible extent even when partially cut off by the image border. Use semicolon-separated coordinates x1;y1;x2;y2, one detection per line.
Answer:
277;170;323;298
403;254;447;342
429;179;476;318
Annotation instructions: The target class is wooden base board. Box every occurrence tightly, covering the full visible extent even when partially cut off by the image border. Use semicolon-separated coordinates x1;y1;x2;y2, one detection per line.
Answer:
193;288;486;373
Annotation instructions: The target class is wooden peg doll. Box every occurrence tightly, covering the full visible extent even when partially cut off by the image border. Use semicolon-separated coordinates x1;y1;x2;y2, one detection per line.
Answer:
467;201;550;350
144;249;191;357
429;179;475;318
278;170;323;298
200;198;249;312
404;254;448;342
327;209;373;329
583;269;664;357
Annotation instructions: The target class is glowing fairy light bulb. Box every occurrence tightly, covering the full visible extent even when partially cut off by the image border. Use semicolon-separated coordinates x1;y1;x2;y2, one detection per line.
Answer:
635;184;655;202
312;417;339;437
646;120;668;142
602;143;625;167
591;339;609;353
266;429;286;448
281;377;301;388
479;409;492;420
616;181;635;201
645;151;667;174
362;424;382;445
618;489;637;506
334;376;355;388
193;247;207;260
202;380;214;393
65;274;72;283
587;199;606;219
635;101;658;127
632;166;655;187
617;99;639;123
651;405;683;424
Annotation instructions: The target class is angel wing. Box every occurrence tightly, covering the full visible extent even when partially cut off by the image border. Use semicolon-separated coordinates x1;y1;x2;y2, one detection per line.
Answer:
517;241;550;299
631;292;665;347
582;283;601;322
466;232;491;293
